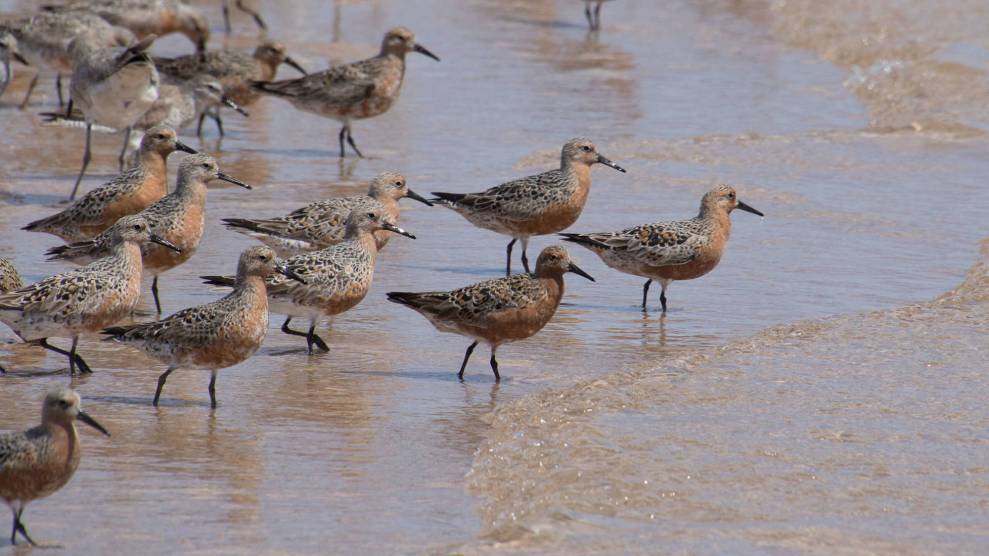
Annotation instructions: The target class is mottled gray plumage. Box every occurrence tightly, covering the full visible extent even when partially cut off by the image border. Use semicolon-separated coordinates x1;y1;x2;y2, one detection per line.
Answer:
222;171;431;257
0;258;22;294
44;0;209;52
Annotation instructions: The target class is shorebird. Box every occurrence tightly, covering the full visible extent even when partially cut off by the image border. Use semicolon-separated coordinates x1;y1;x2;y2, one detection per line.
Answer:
432;138;625;276
0;258;23;374
204;209;414;354
583;0;615;30
0;11;135;108
104;246;306;408
0;215;179;374
66;34;160;200
252;27;439;158
43;0;210;53
0;32;27;100
387;245;594;381
46;153;251;315
135;74;248;140
222;171;432;258
24;126;195;243
0;388;110;546
561;184;763;312
154;40;305;135
222;0;267;33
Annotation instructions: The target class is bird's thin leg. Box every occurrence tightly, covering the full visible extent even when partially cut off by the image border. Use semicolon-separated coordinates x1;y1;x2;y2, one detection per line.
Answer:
208;369;218;409
222;0;232;33
238;0;268;30
489;347;500;382
458;341;478;381
117;126;132;170
70;122;92;200
337;125;347;158
65;98;73;118
585;3;594;28
14;506;35;546
38;338;90;374
9;506;17;545
197;112;207;137
505;238;516;276
154;366;176;406
520;237;531;274
56;73;64;107
307;319;330;353
209;109;225;137
345;125;363;158
641;279;652;310
151;275;163;315
660;280;670;313
19;73;38;109
71;336;91;374
594;2;603;29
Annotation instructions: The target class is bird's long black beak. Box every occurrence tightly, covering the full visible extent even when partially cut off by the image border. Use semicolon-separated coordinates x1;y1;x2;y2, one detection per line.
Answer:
222;95;249;116
13;51;28;66
736;200;764;217
568;262;595;282
413;43;440;62
381;222;416;239
150;233;182;253
283;55;307;75
596;154;626;173
175;140;198;154
77;411;111;437
275;263;307;284
217;172;252;189
405;189;434;207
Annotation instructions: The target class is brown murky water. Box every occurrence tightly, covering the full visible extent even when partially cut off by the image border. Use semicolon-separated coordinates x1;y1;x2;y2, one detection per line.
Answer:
2;0;989;554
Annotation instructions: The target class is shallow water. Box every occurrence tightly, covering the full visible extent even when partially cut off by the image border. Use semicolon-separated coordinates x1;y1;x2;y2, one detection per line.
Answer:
1;0;988;554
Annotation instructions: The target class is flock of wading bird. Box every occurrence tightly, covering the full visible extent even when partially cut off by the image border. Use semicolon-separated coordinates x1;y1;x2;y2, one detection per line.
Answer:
0;0;764;546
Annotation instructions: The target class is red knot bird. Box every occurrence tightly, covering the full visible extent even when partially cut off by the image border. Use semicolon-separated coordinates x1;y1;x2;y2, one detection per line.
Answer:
43;0;209;53
252;27;439;158
204;209;414;354
0;388;109;546
24;126;196;243
387;245;594;381
46;153;251;315
66;34;160;200
221;171;432;258
154;40;305;135
0;258;24;375
0;215;179;375
432;138;625;276
0;11;135;108
561;184;763;312
104;246;306;408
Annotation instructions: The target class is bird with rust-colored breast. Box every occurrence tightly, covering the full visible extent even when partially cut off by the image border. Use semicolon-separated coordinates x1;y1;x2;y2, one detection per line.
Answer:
562;184;763;312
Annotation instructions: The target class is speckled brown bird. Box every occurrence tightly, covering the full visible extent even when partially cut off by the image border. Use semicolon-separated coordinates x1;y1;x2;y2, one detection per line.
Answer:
23;126;195;243
104;246;306;408
1;215;179;375
561;184;763;312
46;153;251;315
252;27;439;158
0;388;109;546
43;0;209;53
432;138;625;276
222;171;432;257
387;245;594;381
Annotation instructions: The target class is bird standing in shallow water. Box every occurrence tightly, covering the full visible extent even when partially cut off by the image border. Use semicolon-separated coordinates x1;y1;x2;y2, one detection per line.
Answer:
43;0;210;53
204;210;414;355
104;246;306;409
0;388;110;546
222;171;432;257
45;154;252;316
0;215;179;374
0;258;24;374
251;27;439;158
432;138;625;276
388;245;594;381
583;0;615;30
561;184;763;312
24;126;196;243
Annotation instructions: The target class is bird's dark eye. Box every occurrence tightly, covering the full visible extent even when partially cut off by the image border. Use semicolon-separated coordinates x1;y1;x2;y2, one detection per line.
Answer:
202;163;210;169
58;400;69;409
394;181;403;187
581;145;591;152
367;212;375;218
133;224;142;230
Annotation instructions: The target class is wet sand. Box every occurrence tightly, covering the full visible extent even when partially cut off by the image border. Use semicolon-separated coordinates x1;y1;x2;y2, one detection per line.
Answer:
1;0;988;553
